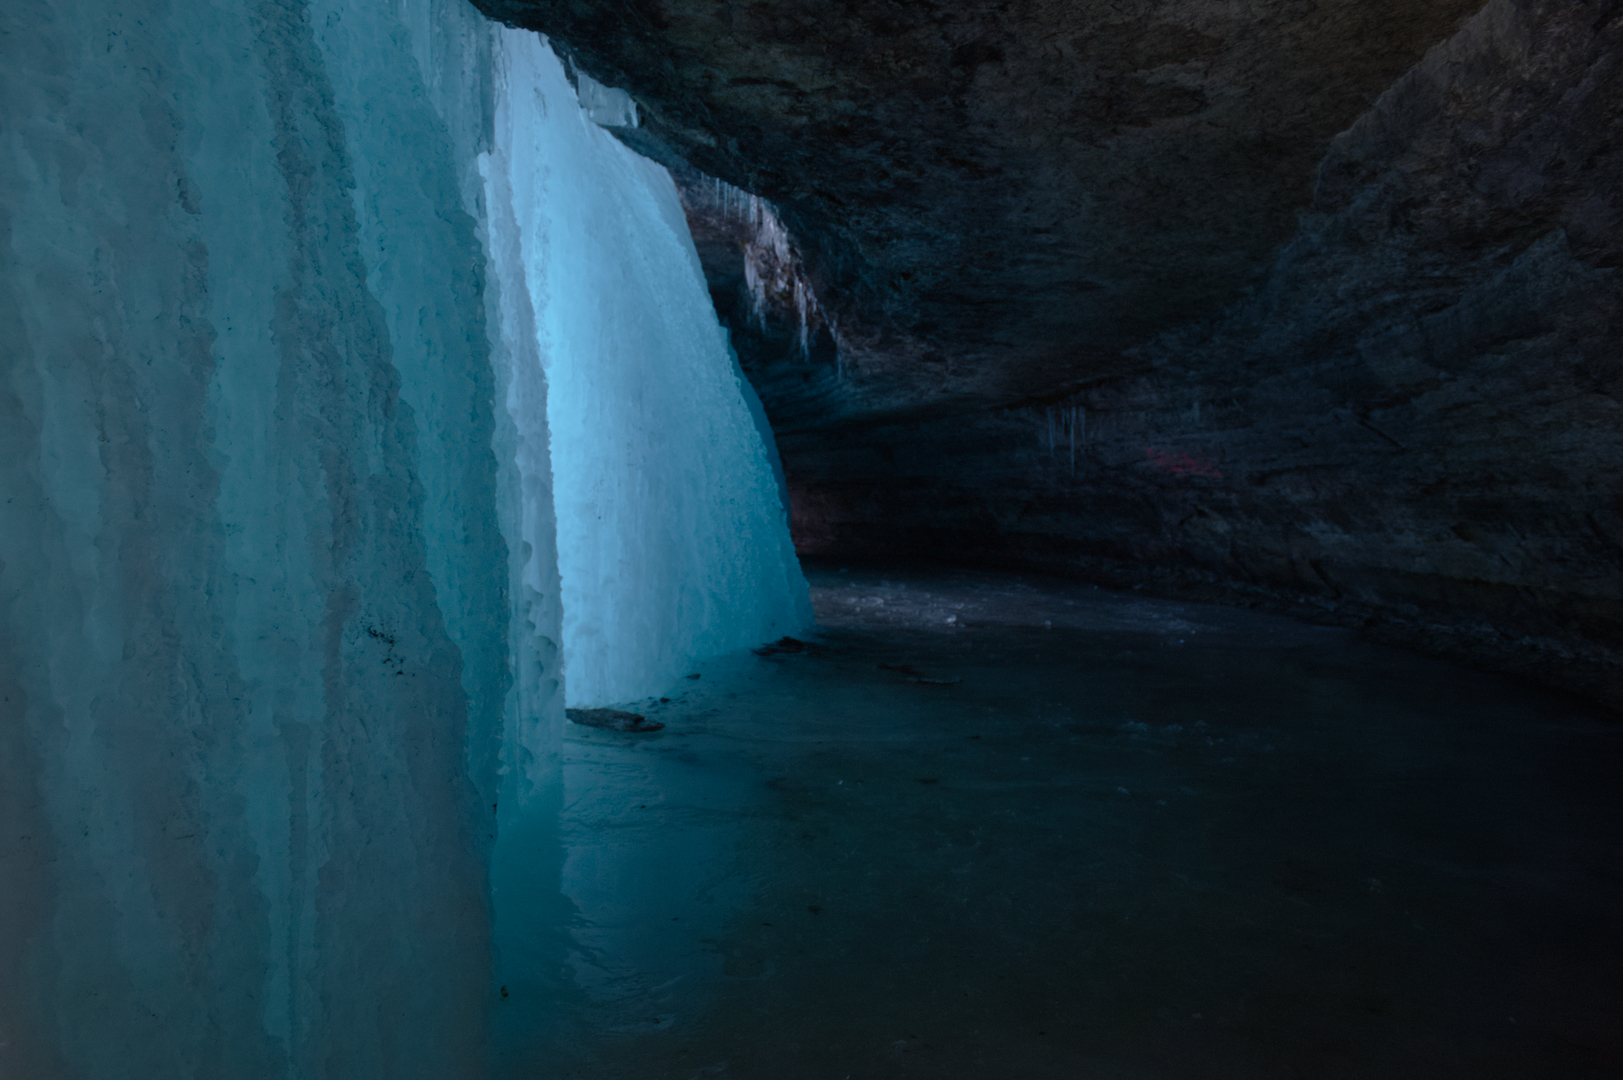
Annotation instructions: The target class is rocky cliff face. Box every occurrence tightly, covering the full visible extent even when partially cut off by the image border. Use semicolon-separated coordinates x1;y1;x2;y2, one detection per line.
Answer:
475;0;1623;708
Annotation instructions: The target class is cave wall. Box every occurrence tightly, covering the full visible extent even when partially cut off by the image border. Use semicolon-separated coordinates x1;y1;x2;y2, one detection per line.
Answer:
477;0;1621;709
473;0;1490;419
788;0;1623;708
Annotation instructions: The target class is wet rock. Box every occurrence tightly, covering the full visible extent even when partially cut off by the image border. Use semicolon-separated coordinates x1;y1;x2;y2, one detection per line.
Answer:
753;636;809;656
877;662;962;685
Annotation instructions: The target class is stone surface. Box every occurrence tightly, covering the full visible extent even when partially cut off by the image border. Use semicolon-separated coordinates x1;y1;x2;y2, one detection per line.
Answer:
791;0;1623;707
566;708;665;732
473;0;1484;418
474;0;1623;708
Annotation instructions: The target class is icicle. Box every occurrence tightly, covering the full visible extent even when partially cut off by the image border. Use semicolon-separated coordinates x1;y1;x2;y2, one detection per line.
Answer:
795;277;810;359
744;252;763;330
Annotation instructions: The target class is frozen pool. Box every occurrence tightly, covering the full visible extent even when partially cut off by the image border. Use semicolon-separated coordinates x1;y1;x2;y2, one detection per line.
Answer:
493;561;1623;1079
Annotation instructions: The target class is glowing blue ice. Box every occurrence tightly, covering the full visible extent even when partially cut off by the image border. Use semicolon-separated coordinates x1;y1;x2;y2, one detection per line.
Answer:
494;36;811;706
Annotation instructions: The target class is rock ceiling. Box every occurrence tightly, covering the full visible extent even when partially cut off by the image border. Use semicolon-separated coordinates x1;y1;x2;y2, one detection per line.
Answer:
474;0;1485;427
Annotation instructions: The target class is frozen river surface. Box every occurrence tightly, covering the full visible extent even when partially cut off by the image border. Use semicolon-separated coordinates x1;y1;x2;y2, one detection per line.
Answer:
494;562;1622;1079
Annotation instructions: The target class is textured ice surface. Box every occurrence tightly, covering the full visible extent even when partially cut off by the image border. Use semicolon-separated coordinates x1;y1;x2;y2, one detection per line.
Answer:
0;0;801;1074
497;38;811;706
0;0;518;1074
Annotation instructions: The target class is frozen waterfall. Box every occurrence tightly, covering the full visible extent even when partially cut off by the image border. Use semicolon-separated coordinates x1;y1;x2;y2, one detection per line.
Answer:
494;37;811;707
0;0;807;1074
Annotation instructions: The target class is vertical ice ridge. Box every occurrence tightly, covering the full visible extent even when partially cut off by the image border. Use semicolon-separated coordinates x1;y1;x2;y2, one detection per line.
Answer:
0;0;283;1073
483;25;568;793
237;1;494;1075
308;0;513;837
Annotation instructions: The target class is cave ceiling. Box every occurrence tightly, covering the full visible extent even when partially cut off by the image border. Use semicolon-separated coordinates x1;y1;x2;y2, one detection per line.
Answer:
472;0;1487;429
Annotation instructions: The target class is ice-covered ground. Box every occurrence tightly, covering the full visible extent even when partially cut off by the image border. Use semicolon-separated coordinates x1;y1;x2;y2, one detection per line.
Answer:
494;562;1623;1079
0;0;804;1074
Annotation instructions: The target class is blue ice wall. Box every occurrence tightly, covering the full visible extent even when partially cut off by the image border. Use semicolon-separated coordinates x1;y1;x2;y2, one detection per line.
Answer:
0;0;807;1072
499;37;812;706
0;0;554;1075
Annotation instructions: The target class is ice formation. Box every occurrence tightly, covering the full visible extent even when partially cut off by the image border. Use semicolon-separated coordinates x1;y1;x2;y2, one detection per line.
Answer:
573;69;640;129
0;0;806;1074
504;40;811;706
1044;404;1085;474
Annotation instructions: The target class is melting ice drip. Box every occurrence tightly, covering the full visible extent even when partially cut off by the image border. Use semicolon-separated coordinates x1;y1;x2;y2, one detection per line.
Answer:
743;198;813;356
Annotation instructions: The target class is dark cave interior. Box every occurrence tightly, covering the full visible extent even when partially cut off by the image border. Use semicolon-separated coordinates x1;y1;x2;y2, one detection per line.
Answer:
484;0;1623;711
479;8;1623;1071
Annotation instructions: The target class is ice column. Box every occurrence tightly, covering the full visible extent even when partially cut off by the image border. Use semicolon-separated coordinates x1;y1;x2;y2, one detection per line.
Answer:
495;36;812;706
